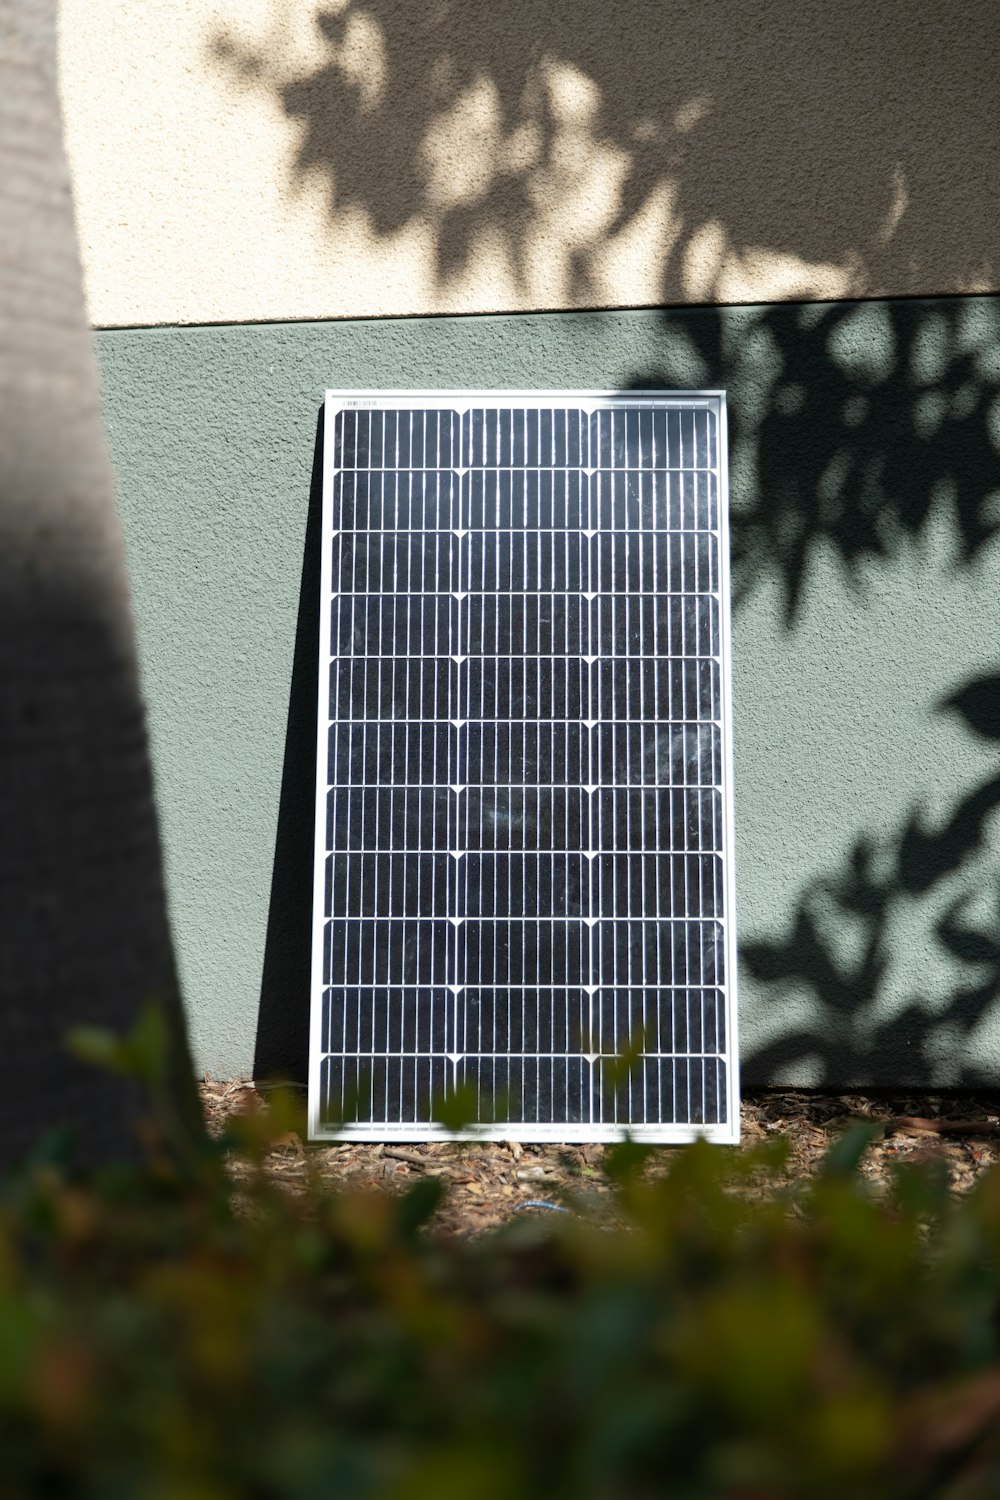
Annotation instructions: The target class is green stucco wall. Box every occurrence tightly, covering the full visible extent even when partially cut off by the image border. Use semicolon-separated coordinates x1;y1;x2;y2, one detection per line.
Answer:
95;296;1000;1087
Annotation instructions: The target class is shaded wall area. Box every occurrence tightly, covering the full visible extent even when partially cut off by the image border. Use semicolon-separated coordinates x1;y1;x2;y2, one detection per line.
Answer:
96;293;1000;1085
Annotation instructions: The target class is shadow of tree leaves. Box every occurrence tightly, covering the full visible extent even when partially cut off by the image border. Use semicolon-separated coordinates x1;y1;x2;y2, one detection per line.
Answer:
209;1;998;307
742;673;1000;1086
628;297;1000;620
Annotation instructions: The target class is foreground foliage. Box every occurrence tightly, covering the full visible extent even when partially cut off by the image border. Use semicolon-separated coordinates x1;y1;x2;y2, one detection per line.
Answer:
4;1104;1000;1500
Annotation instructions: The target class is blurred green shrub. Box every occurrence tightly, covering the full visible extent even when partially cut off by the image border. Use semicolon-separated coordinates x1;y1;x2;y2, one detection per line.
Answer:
3;1098;1000;1499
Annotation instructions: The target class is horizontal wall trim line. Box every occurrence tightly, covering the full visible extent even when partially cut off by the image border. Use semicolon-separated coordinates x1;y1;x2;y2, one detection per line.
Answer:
91;288;999;338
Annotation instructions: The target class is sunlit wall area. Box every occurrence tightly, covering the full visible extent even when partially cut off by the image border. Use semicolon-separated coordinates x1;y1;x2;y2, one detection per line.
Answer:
60;0;997;327
61;2;1000;1088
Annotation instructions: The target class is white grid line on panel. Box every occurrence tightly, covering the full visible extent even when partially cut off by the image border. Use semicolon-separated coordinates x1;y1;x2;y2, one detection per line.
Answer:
323;915;723;923
330;590;722;597
322;1053;729;1062
329;653;721;659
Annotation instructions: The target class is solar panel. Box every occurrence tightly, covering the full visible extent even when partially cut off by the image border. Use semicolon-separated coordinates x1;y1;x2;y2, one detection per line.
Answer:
308;392;739;1143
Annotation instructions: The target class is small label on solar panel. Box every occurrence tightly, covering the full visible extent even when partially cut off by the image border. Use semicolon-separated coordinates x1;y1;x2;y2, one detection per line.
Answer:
308;392;739;1143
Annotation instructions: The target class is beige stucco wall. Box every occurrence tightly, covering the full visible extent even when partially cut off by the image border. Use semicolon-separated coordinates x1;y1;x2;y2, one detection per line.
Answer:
59;0;998;329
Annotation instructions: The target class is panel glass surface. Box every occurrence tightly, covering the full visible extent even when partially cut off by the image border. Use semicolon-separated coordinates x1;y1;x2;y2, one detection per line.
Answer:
310;393;737;1141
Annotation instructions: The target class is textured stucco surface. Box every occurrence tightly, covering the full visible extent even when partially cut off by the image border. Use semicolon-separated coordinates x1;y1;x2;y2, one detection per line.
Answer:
64;0;998;328
96;296;1000;1086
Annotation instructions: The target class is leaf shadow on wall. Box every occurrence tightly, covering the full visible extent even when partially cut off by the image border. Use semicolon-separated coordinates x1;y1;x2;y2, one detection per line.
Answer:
628;295;1000;1086
209;0;996;307
739;721;1000;1088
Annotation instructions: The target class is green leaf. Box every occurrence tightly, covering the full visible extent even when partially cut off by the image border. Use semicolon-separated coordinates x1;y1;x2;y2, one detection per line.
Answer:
396;1176;446;1238
819;1121;883;1178
64;1025;131;1077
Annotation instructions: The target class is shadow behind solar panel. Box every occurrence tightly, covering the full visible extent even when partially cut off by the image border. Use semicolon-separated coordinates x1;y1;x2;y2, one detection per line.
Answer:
309;392;739;1142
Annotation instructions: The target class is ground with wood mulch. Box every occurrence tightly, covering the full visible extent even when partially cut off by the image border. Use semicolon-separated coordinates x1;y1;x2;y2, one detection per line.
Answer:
201;1081;1000;1236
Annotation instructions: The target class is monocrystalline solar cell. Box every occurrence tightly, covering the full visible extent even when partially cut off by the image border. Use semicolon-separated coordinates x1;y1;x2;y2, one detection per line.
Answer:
309;391;739;1143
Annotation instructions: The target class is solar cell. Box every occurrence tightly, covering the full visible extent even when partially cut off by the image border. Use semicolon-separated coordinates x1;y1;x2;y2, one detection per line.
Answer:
309;392;739;1142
